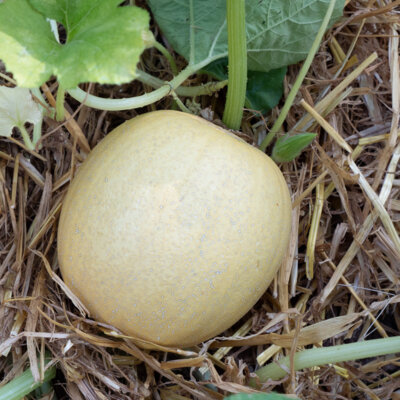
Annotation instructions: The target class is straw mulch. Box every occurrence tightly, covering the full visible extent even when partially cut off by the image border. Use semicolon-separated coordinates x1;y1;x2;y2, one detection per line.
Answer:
1;1;399;399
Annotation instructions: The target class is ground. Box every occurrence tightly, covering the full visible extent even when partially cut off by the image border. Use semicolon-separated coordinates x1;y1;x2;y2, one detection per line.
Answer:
0;1;399;399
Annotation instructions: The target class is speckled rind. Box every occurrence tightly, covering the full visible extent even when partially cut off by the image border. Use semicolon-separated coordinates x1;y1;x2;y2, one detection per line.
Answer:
57;110;291;347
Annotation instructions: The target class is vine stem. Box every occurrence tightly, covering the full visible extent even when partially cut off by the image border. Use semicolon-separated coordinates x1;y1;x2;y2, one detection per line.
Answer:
29;88;47;148
136;70;228;97
222;0;247;130
67;59;216;111
170;90;192;113
18;125;35;150
32;115;43;148
252;336;400;383
153;41;178;75
259;0;337;151
56;85;66;121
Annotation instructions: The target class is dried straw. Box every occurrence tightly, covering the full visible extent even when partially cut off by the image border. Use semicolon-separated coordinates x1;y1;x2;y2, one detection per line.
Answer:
1;1;399;399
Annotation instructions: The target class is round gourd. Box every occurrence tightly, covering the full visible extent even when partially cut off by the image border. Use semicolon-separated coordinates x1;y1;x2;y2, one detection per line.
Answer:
58;110;291;347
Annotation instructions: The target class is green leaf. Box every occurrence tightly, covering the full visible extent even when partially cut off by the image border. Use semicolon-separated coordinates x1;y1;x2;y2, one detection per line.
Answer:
0;0;150;88
0;0;58;87
148;0;345;71
224;393;299;400
245;68;286;114
272;133;317;163
204;59;286;114
0;86;41;137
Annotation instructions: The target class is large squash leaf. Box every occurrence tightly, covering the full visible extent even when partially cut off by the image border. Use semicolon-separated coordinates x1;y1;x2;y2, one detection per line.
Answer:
148;0;345;71
0;0;150;88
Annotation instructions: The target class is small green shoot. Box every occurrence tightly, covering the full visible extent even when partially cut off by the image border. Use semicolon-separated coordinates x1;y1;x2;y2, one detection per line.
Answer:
0;86;42;150
253;335;400;383
272;133;317;163
0;358;56;400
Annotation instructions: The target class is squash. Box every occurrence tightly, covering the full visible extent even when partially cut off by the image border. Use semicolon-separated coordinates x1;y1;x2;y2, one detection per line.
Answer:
57;110;291;347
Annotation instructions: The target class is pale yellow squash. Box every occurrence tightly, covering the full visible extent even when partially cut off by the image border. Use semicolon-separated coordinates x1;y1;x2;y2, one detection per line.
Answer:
58;110;291;347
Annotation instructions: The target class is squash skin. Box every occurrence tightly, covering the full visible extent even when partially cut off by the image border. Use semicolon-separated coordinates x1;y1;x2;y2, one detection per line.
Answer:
57;110;291;347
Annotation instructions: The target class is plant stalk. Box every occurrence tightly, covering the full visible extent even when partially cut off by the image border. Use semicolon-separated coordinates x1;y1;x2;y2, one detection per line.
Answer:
137;70;227;97
222;0;247;130
56;85;66;121
252;336;400;383
0;360;56;400
153;41;178;75
67;59;214;111
32;116;43;149
18;125;35;150
259;0;337;151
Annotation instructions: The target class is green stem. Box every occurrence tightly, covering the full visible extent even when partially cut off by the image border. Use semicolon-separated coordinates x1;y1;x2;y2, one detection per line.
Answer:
253;336;400;383
18;125;35;150
170;90;192;113
30;87;55;119
222;0;247;130
136;70;227;97
153;41;178;75
30;88;47;110
0;360;56;400
259;0;337;152
67;59;214;111
32;115;43;149
56;85;66;121
29;88;46;149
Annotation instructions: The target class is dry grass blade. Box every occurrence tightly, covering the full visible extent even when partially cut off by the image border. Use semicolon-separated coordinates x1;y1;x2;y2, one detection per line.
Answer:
160;356;206;370
257;344;281;366
18;156;45;188
292;52;378;133
27;202;62;250
209;313;360;349
10;153;19;208
322;251;388;339
25;267;46;382
0;150;14;161
103;328;200;356
319;143;400;305
119;344;221;399
388;25;399;148
198;318;253;377
305;182;324;279
350;0;400;22
317;144;357;230
7;137;46;161
300;100;353;153
41;83;91;154
35;250;89;316
348;158;400;254
292;170;328;208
